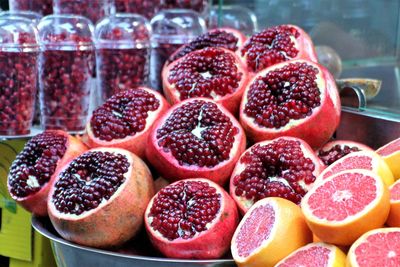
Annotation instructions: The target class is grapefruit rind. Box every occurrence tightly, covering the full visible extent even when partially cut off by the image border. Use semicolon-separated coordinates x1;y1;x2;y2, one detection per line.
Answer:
231;197;312;267
315;151;394;187
347;227;400;267
387;180;400;227
275;242;346;267
377;138;400;180
301;169;390;246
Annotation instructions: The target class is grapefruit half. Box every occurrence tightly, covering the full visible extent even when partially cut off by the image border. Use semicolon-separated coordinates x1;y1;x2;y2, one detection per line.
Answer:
377;137;400;180
387;179;400;227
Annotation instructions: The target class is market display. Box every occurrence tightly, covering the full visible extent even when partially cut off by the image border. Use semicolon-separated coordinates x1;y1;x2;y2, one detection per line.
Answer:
4;16;400;266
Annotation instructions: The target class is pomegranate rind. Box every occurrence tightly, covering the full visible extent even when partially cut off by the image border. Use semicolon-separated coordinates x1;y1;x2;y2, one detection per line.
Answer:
86;87;170;159
146;97;246;186
316;150;395;187
48;147;155;248
7;130;87;216
318;140;374;166
239;59;340;150
231;197;312;267
275;242;346;267
377;137;400;180
230;136;325;214
302;169;390;246
387;180;400;227
240;24;318;73
144;178;239;259
162;47;250;114
347;227;400;267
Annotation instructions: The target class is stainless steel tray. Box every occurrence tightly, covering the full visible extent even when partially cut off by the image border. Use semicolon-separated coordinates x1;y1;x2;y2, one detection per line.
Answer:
32;216;236;267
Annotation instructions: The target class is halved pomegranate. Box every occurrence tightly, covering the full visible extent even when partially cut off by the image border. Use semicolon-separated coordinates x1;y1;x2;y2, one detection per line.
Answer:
168;27;246;63
317;140;374;166
48;148;154;248
146;98;246;186
230;136;325;214
145;178;239;259
86;88;169;159
7;130;87;216
239;59;341;149
241;24;317;73
162;47;249;114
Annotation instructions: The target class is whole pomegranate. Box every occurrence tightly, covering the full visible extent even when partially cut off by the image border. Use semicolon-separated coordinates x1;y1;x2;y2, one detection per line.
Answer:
7;130;87;216
146;98;246;186
145;178;239;259
230;136;325;214
240;59;341;149
48;147;154;248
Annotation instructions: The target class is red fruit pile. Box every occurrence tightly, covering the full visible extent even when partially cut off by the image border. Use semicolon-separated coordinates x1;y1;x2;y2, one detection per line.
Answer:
54;0;110;23
10;0;53;15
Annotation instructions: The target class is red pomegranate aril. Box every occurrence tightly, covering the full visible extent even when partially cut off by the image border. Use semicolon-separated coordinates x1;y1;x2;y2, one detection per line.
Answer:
147;98;246;185
10;0;53;15
0;50;38;135
241;24;317;73
230;136;324;214
145;178;239;259
114;0;160;19
97;48;150;101
240;59;341;150
86;87;169;158
7;130;87;216
54;0;111;24
160;0;209;13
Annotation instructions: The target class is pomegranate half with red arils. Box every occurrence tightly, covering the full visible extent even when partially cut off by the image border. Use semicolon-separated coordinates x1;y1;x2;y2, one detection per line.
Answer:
146;98;246;186
168;28;247;64
7;130;87;216
163;47;249;114
230;136;325;214
241;24;317;73
86;88;169;159
145;178;239;259
317;140;374;166
240;59;341;150
48;147;154;248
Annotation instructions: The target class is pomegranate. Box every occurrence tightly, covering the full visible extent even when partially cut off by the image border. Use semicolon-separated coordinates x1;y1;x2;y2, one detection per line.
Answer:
146;98;246;186
154;176;170;192
230;136;325;214
239;59;341;149
145;178;239;259
86;88;169;159
163;47;249;114
7;130;87;216
318;140;374;166
168;28;247;64
48;148;154;248
241;24;317;73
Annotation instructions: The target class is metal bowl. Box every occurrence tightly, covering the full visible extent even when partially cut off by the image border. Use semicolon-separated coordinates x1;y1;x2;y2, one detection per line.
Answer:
32;216;236;267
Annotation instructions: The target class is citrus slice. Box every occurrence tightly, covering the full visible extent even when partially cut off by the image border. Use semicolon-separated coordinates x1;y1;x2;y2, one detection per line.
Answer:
377;137;400;180
315;151;394;187
347;228;400;266
387;179;400;227
275;242;346;267
231;197;312;267
302;169;390;246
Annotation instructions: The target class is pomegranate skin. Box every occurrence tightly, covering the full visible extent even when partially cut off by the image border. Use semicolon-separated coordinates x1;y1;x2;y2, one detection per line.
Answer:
146;98;246;186
48;148;155;248
8;130;87;216
144;178;239;259
240;59;341;150
86;88;170;159
162;47;250;115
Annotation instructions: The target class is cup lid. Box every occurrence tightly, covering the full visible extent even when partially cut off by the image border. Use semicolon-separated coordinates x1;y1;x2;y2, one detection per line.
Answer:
0;16;39;50
151;9;206;43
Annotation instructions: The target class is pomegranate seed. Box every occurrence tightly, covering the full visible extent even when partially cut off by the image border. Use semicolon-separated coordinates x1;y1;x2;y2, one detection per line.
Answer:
54;0;111;24
318;145;361;166
10;0;53;15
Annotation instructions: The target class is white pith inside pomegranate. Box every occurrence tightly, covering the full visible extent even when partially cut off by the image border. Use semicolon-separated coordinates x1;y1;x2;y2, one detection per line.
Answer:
239;59;341;149
86;87;169;159
241;24;317;72
146;97;246;186
168;28;246;63
144;178;239;259
48;147;154;248
163;47;249;114
7;130;87;216
317;140;374;166
230;136;325;214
